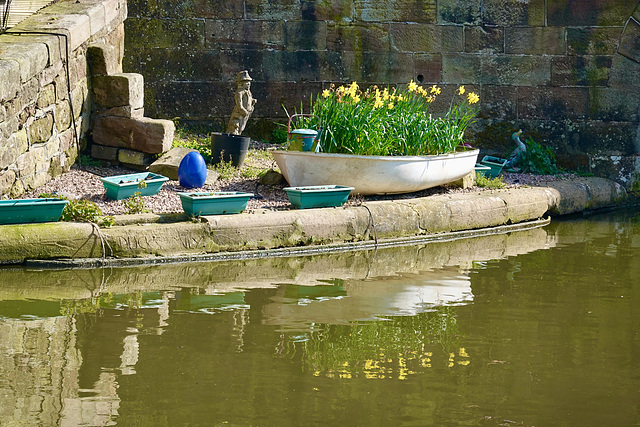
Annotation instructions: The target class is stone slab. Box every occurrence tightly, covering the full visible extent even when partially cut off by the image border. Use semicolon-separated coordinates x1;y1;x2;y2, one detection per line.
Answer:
15;12;91;52
0;42;48;83
148;147;196;180
0;59;20;102
118;148;157;168
39;0;106;37
91;143;119;160
92;116;174;154
92;73;144;109
87;43;122;76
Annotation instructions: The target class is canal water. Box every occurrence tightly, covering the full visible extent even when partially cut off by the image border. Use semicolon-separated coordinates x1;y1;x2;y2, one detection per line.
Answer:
0;208;638;426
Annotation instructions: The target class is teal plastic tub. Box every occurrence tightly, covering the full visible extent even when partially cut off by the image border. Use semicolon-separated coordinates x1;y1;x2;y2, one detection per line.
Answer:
0;198;68;225
178;191;254;216
479;156;508;178
284;185;354;209
101;172;169;200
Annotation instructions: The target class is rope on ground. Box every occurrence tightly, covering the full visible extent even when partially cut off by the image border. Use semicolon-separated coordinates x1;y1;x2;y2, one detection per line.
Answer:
361;205;378;248
89;221;112;261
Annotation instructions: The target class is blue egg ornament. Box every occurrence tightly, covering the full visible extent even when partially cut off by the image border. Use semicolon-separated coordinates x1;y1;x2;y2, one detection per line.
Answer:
178;152;207;188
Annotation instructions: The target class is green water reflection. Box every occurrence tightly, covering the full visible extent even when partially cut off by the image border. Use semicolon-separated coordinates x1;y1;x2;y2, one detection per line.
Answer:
0;209;638;426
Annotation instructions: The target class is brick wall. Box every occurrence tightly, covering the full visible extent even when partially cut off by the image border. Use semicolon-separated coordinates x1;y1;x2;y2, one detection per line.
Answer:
0;0;127;197
125;0;640;187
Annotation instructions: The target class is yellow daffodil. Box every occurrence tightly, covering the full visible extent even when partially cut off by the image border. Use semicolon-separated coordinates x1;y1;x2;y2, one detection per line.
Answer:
387;102;394;109
430;85;441;95
352;95;361;103
467;92;479;104
373;98;384;109
322;89;331;98
457;86;465;95
407;80;418;92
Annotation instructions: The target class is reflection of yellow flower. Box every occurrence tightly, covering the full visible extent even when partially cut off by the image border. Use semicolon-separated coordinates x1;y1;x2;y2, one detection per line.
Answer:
459;348;469;358
467;92;479;104
457;86;465;95
322;89;331;98
430;85;441;95
407;80;418;92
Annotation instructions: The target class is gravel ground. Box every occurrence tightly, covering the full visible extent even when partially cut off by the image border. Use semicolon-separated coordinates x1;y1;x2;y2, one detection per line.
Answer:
21;144;575;216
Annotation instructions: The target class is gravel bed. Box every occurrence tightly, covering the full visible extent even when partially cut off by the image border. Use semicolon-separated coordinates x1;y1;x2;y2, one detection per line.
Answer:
21;147;575;217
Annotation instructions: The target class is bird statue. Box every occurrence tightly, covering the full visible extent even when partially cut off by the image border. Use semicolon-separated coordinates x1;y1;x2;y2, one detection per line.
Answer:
505;130;526;169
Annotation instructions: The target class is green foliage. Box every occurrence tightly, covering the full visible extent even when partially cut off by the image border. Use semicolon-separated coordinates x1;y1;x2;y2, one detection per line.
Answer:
173;133;212;163
77;154;101;167
517;137;562;175
476;172;506;189
213;160;238;180
101;216;115;227
122;191;148;214
271;126;288;144
288;82;480;156
60;294;115;315
240;165;262;179
39;193;114;226
295;307;462;377
61;199;104;223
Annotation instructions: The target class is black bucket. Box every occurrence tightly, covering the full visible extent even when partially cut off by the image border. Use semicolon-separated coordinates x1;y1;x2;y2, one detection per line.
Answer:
211;133;250;168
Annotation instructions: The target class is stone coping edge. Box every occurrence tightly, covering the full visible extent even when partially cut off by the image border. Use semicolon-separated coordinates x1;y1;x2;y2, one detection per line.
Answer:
0;177;635;267
24;217;551;269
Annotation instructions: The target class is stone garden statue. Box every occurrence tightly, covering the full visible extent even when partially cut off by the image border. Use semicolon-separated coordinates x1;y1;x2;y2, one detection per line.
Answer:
226;70;257;135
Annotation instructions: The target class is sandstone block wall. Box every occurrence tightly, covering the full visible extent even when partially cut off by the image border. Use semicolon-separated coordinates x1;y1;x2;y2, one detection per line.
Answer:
124;0;640;188
0;0;127;197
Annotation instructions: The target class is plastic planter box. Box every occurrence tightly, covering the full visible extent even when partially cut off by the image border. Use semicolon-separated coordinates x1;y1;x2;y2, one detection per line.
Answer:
479;156;508;178
0;198;69;225
283;185;354;209
178;191;254;216
101;172;169;200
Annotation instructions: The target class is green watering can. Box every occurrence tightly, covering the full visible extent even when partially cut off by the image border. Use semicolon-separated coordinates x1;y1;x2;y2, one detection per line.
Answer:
287;114;322;152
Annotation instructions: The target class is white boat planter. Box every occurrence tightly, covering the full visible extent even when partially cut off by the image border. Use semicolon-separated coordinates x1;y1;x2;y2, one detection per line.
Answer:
272;149;479;195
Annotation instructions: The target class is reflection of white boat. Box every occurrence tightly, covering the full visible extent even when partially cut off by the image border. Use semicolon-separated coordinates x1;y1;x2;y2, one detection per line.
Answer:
262;267;473;327
272;149;480;195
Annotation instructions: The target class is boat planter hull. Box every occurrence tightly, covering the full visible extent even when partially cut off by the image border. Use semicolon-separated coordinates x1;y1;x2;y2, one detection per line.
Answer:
0;198;69;224
272;149;479;195
178;191;254;216
101;172;169;200
284;185;354;209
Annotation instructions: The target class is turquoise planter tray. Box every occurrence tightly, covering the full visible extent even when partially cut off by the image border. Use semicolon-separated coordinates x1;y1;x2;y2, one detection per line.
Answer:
284;185;354;209
101;172;169;200
479;156;508;178
0;198;68;225
178;191;254;216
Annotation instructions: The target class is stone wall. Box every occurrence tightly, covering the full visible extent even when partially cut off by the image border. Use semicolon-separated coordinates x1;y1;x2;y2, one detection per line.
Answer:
124;0;640;187
0;0;127;197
